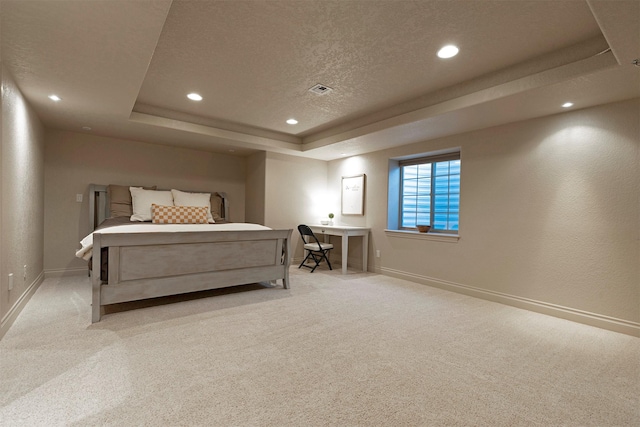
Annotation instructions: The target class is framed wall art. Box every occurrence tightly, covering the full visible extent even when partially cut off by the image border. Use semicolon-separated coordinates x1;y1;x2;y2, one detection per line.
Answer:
341;174;365;215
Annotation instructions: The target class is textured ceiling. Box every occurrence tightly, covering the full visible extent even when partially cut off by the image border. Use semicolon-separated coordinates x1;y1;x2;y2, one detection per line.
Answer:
1;0;639;160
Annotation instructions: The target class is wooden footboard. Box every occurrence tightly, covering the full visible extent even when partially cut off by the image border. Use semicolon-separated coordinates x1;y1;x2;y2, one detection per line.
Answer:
91;229;292;322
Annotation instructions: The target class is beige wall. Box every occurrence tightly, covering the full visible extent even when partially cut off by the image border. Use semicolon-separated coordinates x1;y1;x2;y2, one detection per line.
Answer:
43;130;247;273
263;151;328;260
1;65;45;338
245;151;266;225
328;98;639;335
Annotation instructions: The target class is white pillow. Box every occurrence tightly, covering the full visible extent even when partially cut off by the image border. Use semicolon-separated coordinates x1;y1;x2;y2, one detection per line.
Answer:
130;187;174;222
171;189;215;223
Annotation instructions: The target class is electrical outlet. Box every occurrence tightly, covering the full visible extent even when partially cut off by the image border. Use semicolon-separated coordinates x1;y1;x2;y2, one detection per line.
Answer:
8;273;14;291
76;193;83;203
376;250;381;258
24;265;27;281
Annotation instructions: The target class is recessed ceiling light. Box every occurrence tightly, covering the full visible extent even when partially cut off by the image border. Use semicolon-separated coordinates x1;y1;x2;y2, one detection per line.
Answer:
437;45;459;59
187;93;203;101
82;126;92;131
286;118;298;125
48;95;61;102
562;102;574;108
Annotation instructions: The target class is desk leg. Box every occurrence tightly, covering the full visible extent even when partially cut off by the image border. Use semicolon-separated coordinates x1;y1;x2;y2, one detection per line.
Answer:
342;234;348;274
362;233;369;272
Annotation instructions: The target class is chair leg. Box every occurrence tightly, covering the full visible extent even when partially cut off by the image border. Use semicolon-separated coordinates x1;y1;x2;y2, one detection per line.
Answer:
300;252;321;272
300;250;332;273
299;251;313;269
309;253;321;273
323;251;332;270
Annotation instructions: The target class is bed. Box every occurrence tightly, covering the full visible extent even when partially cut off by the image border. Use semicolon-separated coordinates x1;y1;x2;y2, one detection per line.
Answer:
79;184;292;322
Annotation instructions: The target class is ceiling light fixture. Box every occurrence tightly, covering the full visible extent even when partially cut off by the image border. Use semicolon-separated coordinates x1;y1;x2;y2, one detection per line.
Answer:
562;102;574;108
437;45;459;59
187;93;203;101
48;95;62;102
286;118;298;125
82;126;92;131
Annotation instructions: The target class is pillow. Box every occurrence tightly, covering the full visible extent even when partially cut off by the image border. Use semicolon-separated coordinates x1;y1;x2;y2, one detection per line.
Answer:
171;189;215;223
107;184;156;218
152;204;209;224
130;187;174;221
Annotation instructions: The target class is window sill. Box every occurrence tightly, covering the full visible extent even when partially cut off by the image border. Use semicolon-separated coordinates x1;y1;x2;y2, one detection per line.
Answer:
384;229;459;243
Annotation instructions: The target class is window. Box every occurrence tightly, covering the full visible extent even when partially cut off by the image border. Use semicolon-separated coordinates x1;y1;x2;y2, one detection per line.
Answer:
399;152;460;232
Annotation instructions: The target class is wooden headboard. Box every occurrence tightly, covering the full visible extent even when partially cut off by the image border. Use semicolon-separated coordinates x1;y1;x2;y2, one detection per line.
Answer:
89;184;229;230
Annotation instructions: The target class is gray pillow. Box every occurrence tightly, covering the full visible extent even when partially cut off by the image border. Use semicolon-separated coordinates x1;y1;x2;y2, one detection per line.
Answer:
107;184;156;218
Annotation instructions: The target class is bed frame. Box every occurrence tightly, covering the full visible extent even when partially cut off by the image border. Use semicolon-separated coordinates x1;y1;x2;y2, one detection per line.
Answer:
88;184;292;322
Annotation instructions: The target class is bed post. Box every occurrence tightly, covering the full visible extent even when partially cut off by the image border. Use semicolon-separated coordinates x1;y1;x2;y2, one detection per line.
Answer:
91;233;103;323
89;184;109;231
218;192;229;221
283;229;292;289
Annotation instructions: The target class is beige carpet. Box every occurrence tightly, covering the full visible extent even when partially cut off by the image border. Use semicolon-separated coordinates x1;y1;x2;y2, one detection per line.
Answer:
1;267;638;426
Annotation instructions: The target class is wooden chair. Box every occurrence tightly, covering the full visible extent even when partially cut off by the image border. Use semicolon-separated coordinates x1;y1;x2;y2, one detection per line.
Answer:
298;224;333;273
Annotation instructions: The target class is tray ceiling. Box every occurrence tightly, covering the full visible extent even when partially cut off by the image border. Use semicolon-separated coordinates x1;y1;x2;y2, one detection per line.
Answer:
2;0;638;160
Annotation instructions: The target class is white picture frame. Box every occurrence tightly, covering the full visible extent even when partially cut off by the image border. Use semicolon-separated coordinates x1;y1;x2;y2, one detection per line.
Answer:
341;174;365;215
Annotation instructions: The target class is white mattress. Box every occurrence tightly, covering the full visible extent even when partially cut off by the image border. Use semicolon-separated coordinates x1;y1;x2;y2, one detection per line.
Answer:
75;222;272;261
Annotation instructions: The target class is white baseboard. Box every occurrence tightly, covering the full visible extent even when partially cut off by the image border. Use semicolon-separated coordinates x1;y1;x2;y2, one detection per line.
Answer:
378;266;640;338
0;271;44;340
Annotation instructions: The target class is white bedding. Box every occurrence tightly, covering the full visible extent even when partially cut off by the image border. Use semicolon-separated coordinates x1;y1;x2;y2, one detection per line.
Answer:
75;223;272;261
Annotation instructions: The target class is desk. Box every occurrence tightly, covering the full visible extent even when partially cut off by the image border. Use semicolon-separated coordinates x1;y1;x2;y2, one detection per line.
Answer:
308;225;370;274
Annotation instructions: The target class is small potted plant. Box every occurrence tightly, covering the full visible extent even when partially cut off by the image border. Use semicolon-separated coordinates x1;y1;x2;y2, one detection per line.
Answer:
328;213;334;225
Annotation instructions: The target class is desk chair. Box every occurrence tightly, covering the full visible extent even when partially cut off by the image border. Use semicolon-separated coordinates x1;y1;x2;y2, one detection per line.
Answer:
298;224;333;273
